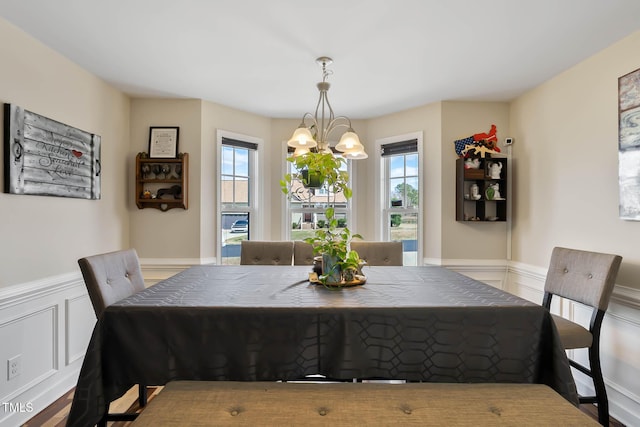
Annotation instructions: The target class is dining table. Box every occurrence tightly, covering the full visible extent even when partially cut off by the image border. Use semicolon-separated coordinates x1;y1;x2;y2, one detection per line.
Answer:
67;265;578;427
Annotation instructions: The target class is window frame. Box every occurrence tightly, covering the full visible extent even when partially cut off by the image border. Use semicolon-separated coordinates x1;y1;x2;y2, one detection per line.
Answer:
217;130;263;264
375;132;423;265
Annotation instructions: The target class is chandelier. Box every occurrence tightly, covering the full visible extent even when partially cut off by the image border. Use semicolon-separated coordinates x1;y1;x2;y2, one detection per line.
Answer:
287;57;368;159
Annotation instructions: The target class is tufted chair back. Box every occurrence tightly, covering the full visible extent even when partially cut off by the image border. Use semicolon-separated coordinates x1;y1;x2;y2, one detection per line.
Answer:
293;241;315;265
542;246;622;425
240;241;294;265
544;246;621;311
350;241;403;266
78;248;146;317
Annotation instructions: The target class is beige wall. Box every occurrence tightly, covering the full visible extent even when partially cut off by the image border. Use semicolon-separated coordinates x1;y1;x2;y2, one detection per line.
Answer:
129;99;271;261
0;17;130;287
366;101;510;262
440;101;510;260
510;30;640;289
270;118;301;239
129;98;203;259
366;103;442;260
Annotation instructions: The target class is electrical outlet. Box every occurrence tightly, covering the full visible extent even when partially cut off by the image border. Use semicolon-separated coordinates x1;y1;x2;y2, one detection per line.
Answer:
8;355;21;380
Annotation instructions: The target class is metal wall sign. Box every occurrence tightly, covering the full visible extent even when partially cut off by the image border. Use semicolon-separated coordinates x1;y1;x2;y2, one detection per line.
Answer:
4;103;101;199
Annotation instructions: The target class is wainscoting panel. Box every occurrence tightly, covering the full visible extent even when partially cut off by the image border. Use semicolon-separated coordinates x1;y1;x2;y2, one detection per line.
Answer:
65;294;95;365
0;305;57;400
441;259;508;290
0;273;94;427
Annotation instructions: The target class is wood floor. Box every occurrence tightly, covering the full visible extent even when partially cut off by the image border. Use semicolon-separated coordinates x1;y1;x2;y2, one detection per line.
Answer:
22;385;625;426
22;386;163;427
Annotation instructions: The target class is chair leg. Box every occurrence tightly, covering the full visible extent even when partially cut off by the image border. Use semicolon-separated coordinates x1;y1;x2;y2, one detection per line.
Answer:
138;384;148;407
588;346;609;426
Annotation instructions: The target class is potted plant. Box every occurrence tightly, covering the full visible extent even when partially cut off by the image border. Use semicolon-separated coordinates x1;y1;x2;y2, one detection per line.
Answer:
281;152;363;285
280;152;351;198
304;206;362;284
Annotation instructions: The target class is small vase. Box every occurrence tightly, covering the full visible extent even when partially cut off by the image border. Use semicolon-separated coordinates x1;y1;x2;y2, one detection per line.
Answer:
343;268;356;282
322;254;342;284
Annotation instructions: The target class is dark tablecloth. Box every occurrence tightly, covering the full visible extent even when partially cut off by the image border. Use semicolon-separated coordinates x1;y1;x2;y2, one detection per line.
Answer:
67;265;577;426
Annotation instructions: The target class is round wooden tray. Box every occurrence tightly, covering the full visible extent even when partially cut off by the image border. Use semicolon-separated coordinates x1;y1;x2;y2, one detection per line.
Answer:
309;274;366;287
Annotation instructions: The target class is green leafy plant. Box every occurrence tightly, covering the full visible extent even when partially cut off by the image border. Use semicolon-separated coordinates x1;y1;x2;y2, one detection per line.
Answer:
280;152;351;198
281;151;362;285
304;206;361;261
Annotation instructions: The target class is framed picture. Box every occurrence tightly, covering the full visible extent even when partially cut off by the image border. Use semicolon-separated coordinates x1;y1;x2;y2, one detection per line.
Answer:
149;126;179;158
618;67;640;220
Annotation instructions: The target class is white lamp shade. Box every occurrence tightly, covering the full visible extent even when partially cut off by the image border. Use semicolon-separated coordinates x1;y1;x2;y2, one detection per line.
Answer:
344;149;368;159
287;127;317;148
335;131;363;152
292;146;310;157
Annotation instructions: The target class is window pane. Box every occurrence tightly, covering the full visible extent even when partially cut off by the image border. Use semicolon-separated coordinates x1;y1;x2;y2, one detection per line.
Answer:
290;212;317;241
221;146;234;175
235;148;249;176
235;177;249;205
389;156;404;178
389;212;418;266
406;154;418;176
405;177;419;208
221;176;234;206
389;177;405;206
221;213;249;265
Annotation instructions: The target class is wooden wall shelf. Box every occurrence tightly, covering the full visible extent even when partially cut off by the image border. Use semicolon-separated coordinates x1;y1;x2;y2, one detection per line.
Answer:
135;153;188;211
456;157;507;222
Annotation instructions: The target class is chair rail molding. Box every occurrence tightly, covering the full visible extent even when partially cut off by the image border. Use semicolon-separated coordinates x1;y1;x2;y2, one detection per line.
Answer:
437;258;508;290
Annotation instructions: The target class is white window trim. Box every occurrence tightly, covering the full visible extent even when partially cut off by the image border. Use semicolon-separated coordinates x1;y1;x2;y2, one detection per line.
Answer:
216;129;264;263
374;131;424;265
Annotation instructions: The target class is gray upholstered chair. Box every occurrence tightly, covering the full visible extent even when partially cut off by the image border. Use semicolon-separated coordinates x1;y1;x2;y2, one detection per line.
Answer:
293;241;315;265
542;246;622;426
240;241;294;265
350;241;403;266
78;248;148;424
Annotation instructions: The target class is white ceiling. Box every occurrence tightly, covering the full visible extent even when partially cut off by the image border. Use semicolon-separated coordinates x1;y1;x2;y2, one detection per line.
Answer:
1;0;640;119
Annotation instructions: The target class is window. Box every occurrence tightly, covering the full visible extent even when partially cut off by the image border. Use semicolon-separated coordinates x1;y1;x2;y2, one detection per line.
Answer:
380;136;421;265
285;149;351;243
218;132;260;265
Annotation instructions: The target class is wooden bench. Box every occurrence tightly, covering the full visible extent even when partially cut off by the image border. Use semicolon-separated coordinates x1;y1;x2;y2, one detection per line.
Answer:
130;381;598;426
